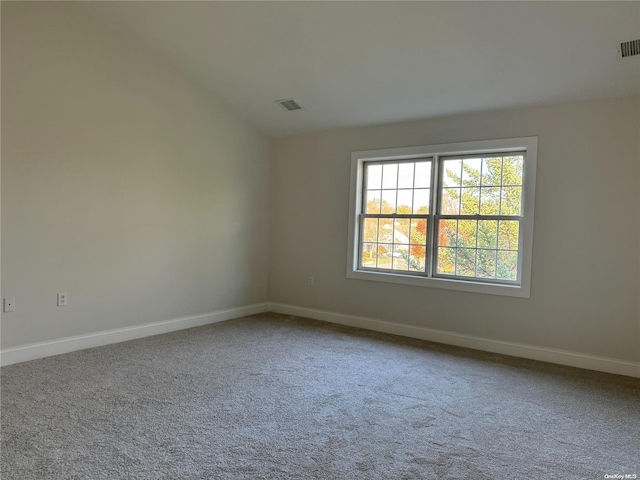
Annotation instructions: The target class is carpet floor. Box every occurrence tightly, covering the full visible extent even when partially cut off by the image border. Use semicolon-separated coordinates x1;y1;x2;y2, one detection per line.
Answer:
1;313;639;479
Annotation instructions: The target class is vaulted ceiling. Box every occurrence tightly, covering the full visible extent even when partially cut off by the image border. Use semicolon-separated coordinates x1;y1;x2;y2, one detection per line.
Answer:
82;1;640;137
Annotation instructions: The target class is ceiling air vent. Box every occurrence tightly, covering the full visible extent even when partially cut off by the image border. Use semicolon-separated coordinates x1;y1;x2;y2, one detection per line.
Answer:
276;98;303;111
620;39;640;58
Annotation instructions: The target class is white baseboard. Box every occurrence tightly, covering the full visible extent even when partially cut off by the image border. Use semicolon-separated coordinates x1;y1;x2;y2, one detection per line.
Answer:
1;302;270;367
4;301;638;378
268;302;640;378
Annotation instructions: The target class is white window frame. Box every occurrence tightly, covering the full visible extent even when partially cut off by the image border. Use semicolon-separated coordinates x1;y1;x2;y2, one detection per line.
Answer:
346;137;537;298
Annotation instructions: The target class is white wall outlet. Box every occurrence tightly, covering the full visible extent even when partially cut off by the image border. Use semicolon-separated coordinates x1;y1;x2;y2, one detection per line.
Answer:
57;292;68;306
3;298;16;313
308;276;314;286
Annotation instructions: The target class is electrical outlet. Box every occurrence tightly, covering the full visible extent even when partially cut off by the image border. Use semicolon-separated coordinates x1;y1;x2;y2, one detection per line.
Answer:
57;293;68;306
3;298;15;313
308;276;314;286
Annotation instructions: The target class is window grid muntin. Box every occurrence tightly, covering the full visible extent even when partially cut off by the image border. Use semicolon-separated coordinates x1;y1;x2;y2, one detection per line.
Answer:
433;217;522;284
363;158;432;216
361;158;433;275
431;151;524;284
438;152;525;217
358;214;429;274
359;150;526;285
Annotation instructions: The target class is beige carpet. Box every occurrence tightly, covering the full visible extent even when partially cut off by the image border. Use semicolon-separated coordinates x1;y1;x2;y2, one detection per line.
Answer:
2;312;639;479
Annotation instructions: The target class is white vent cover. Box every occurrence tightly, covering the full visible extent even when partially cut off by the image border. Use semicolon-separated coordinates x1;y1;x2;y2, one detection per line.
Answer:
276;98;303;111
620;39;640;58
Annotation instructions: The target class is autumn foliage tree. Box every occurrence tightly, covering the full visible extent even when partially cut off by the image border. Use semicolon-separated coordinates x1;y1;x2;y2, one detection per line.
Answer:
362;199;428;271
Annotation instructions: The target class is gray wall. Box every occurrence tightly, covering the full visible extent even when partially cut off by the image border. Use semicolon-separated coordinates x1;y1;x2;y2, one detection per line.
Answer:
1;3;271;348
2;3;638;365
269;96;640;362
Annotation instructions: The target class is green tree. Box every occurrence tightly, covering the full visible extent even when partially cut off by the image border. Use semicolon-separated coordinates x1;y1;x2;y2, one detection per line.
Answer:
438;156;522;280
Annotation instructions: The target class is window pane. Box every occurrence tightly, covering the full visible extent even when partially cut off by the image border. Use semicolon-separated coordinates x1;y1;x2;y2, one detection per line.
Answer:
377;245;392;269
409;246;426;272
392;245;409;270
382;163;398;189
365;190;381;214
457;220;477;248
477;249;497;278
414;161;431;188
441;188;460;215
413;189;430;214
410;218;427;246
394;219;410;244
437;247;456;274
398;163;414;188
462;158;481;186
438;219;458;247
397;190;413;214
379;219;394;243
456;248;476;277
479;186;500;215
497;220;519;250
502;156;524;186
477;220;498;249
362;218;378;243
366;164;382;190
481;157;502;186
460;187;480;215
500;186;522;216
497;251;518;281
381;190;396;214
442;159;462;188
361;243;378;267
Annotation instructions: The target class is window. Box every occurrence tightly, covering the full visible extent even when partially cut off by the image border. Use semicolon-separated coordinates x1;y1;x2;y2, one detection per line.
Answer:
347;137;537;297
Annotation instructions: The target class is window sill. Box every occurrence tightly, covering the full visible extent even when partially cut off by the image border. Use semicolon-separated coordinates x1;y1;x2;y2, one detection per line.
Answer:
347;269;530;298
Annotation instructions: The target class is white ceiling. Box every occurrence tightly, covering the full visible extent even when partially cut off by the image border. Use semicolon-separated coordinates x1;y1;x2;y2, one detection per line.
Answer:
82;1;640;138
